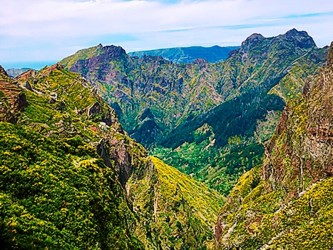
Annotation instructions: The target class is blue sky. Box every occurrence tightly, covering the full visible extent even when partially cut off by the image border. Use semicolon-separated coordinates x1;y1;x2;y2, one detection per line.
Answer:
0;0;333;69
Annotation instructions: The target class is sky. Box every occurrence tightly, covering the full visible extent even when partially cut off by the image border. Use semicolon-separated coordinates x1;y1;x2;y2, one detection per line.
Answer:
0;0;333;69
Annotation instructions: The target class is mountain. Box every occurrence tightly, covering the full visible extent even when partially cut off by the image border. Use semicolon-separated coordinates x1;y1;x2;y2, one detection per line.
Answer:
0;64;223;248
60;29;327;195
215;42;333;249
152;30;327;193
6;68;31;78
129;45;239;63
60;44;224;146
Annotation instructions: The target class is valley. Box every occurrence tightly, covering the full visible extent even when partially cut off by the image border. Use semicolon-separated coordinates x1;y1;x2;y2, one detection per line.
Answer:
1;28;332;249
60;29;328;194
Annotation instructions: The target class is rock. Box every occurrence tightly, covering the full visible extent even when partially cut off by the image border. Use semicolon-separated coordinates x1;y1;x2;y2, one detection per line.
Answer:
24;81;33;91
88;102;101;117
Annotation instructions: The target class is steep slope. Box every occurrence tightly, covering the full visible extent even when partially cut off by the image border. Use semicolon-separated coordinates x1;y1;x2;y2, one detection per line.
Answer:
128;157;224;249
215;42;333;249
129;45;239;63
0;64;142;249
0;64;223;249
0;66;27;123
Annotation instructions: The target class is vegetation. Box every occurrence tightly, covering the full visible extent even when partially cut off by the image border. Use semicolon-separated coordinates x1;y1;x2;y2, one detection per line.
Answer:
127;156;224;249
0;64;224;249
0;123;141;249
60;29;328;197
216;43;333;249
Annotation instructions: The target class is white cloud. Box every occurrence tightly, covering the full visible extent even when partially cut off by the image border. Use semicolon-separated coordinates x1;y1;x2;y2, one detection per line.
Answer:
0;0;332;66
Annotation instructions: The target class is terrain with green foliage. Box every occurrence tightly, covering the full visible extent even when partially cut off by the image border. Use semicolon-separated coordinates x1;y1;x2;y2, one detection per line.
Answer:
0;64;223;249
215;42;333;249
60;29;327;195
129;45;239;64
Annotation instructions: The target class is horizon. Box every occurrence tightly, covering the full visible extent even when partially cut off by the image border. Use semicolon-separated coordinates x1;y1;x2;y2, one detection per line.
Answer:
1;0;333;69
1;29;330;70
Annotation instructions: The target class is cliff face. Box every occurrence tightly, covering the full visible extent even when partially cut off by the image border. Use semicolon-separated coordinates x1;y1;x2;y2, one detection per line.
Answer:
215;42;333;249
264;42;333;195
0;67;27;123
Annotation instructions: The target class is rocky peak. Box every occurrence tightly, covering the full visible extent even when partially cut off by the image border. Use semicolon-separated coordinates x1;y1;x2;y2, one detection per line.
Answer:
100;45;127;60
283;28;316;49
328;41;333;65
0;65;8;77
241;33;265;50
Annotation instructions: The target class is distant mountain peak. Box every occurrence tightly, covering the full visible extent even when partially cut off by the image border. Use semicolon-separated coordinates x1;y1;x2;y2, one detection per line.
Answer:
283;28;316;48
244;33;265;42
240;33;265;51
99;45;127;60
0;65;8;77
129;45;239;63
328;41;333;65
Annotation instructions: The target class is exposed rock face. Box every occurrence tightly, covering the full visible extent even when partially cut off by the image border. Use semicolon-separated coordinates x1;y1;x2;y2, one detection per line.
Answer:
0;65;8;76
264;41;333;194
0;71;27;123
240;33;265;52
285;28;316;49
215;42;333;249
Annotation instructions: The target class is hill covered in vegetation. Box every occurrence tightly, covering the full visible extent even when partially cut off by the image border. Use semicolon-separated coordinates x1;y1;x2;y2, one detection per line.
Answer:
215;42;333;249
0;64;223;249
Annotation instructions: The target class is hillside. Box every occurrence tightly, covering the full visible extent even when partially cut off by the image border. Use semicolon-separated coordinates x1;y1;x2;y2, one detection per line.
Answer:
215;42;333;249
60;29;327;194
129;45;239;63
0;64;223;249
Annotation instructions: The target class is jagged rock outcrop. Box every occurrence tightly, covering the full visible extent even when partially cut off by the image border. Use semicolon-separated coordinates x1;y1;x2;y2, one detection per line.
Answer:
0;69;27;123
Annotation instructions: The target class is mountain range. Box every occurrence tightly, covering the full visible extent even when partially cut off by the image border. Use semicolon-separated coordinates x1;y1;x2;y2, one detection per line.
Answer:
1;29;332;249
60;29;328;194
128;45;239;64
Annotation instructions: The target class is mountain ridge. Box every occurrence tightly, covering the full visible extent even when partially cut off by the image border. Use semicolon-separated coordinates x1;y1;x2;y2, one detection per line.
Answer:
129;45;239;64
